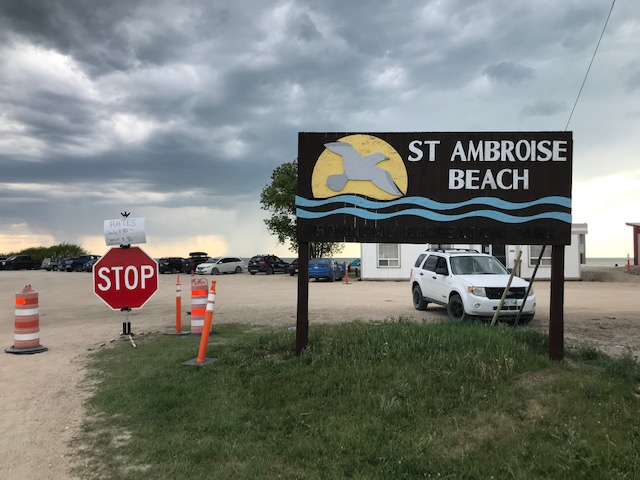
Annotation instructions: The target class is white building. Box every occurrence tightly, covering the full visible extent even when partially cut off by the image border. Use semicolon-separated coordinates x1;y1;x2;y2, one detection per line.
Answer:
360;223;588;281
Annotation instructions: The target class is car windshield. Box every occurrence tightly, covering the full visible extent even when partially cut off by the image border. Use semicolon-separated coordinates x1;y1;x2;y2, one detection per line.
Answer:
450;256;508;275
206;258;220;263
310;258;331;265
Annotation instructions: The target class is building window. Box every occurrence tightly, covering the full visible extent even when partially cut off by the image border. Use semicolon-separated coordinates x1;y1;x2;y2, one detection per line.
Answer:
378;244;400;267
529;245;552;267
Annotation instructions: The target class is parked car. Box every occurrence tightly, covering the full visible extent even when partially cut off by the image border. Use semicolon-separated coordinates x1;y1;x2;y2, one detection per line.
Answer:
81;257;101;272
0;255;42;270
288;258;299;276
63;255;100;272
349;258;361;273
196;257;245;275
159;257;184;274
183;252;209;274
41;257;60;271
248;255;288;275
309;258;344;282
410;249;535;323
56;258;70;272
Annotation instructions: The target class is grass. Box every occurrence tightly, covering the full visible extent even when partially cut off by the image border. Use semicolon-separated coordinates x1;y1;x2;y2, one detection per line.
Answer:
73;320;640;479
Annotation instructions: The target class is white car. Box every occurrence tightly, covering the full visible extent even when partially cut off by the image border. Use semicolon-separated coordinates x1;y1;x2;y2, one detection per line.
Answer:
195;257;246;275
410;249;536;323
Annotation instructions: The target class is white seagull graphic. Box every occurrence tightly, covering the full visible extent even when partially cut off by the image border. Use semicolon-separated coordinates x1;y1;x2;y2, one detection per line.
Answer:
324;141;403;196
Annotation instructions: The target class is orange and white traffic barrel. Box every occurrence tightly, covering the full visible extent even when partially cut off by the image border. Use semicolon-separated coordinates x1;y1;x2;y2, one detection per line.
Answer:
190;277;209;335
6;285;48;354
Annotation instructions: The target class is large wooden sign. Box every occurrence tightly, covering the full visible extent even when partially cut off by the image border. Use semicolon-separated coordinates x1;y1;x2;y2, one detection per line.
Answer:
296;132;573;245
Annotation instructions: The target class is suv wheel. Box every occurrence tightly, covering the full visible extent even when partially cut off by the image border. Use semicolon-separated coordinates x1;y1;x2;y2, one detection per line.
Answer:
447;294;469;322
266;266;273;275
412;285;427;311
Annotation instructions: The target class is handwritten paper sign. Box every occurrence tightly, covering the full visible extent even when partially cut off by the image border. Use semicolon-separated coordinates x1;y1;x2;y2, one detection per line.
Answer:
104;218;147;246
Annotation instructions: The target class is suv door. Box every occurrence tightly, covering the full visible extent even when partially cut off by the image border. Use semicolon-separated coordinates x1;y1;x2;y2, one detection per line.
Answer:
219;258;229;273
419;254;450;304
229;258;244;273
219;258;234;273
269;256;287;273
430;256;452;304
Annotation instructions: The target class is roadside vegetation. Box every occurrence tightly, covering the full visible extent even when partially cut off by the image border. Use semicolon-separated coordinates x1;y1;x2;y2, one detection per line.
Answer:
0;242;86;259
75;320;640;479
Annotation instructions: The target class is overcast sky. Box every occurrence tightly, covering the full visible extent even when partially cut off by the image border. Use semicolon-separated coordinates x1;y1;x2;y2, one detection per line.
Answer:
1;0;638;259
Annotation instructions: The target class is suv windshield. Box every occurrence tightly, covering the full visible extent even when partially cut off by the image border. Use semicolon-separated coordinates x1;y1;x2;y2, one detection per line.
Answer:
206;258;220;263
450;255;508;275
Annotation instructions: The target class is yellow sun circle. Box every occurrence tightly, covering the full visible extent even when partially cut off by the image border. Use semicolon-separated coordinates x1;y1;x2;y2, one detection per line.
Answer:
311;134;407;200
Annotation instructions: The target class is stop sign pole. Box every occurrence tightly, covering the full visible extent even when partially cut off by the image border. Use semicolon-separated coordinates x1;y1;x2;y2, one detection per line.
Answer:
93;245;159;336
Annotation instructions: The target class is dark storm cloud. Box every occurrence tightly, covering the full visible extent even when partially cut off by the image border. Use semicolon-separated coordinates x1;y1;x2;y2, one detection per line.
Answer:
0;0;238;74
8;90;101;142
484;61;535;85
0;139;271;201
0;0;138;73
290;11;322;42
520;100;565;117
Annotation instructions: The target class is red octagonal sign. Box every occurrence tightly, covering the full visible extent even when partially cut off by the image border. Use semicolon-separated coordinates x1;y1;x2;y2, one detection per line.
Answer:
93;246;159;310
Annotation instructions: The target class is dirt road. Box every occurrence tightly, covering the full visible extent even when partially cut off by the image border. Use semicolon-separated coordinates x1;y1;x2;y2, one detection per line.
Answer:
1;268;639;479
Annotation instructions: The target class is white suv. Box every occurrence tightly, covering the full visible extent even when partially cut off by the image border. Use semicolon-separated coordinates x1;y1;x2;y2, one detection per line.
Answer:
410;249;535;323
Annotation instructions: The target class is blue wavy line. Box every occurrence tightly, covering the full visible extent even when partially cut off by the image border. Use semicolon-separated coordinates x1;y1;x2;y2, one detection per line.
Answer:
295;195;571;210
296;207;572;224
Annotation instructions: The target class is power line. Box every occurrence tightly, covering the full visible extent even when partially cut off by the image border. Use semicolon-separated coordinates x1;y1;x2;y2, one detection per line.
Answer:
564;0;616;131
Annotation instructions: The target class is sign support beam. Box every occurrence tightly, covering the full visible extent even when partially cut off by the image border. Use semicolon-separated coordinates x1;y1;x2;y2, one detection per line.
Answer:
296;241;309;355
549;245;565;361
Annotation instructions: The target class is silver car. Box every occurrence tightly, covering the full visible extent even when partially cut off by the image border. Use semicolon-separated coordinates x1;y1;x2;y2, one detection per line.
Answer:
195;257;246;275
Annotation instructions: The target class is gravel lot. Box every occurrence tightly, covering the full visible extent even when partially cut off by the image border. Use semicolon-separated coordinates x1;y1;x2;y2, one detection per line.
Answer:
1;266;639;479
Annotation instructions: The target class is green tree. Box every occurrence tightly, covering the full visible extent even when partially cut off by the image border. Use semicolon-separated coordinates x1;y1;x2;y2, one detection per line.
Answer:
260;160;344;258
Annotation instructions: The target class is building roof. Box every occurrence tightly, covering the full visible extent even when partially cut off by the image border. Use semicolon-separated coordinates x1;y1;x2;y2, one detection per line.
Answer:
625;223;640;228
572;223;588;234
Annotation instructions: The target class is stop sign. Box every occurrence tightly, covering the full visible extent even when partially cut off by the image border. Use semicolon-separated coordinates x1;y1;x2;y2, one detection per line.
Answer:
93;246;159;310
